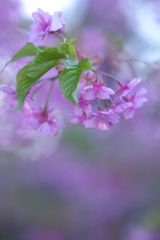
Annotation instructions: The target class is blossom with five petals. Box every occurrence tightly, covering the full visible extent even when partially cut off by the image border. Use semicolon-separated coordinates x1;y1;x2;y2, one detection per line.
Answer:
84;109;120;131
123;87;148;119
28;8;65;42
81;80;115;100
68;105;87;125
25;107;65;136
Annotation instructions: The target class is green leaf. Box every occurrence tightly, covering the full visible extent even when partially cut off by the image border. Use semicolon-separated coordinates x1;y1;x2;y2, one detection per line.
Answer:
1;43;41;73
10;47;66;112
78;58;93;71
70;38;77;44
38;46;47;51
59;58;92;104
64;59;78;69
58;40;77;60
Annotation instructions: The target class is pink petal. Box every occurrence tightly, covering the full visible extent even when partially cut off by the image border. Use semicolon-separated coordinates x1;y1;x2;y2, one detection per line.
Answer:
37;8;51;23
84;116;98;129
114;102;133;112
124;107;135;119
32;12;42;22
55;121;66;128
51;127;59;136
96;86;114;99
97;119;110;131
0;86;16;94
25;95;35;110
134;97;148;108
49;15;63;31
68;115;81;124
127;78;141;89
116;86;130;100
135;87;147;97
39;122;52;136
82;87;95;100
106;113;120;124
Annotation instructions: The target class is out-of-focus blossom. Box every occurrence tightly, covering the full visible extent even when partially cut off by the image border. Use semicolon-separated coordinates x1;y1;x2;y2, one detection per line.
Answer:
116;78;141;100
124;87;148;119
68;105;87;124
78;97;92;114
0;86;34;114
25;107;65;136
29;8;65;42
78;70;95;90
81;79;115;100
84;109;120;130
0;86;17;109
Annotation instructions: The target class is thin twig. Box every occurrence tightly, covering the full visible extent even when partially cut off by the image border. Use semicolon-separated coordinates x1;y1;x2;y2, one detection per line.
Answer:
98;73;104;83
98;71;120;83
30;81;49;98
49;31;63;41
44;80;54;115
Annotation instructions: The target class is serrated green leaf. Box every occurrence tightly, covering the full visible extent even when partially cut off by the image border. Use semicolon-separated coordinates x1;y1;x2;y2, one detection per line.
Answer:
38;46;47;51
64;59;78;69
59;58;92;104
1;43;41;73
78;58;92;71
58;41;77;60
10;47;66;112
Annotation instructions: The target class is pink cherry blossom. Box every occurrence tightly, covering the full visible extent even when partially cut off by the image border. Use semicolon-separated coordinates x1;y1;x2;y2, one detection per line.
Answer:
81;80;115;100
78;97;92;114
0;86;35;115
0;86;17;108
68;105;87;125
116;78;141;100
124;87;148;119
84;109;120;131
78;71;95;91
25;107;65;136
28;8;65;42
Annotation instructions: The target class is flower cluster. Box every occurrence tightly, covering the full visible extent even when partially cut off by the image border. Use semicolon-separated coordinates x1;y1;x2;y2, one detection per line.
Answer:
0;8;147;136
68;76;147;130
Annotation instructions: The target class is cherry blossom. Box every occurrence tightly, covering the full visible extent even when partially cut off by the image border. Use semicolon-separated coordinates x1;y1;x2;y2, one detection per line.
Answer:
0;86;17;109
123;87;148;119
25;107;65;136
84;109;120;131
68;105;87;125
81;79;115;100
116;78;141;100
0;86;34;115
78;98;92;114
28;8;65;42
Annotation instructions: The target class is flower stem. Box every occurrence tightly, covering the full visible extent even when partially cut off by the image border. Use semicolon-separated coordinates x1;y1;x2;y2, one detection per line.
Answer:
60;30;69;41
30;81;49;98
98;98;101;107
123;60;136;77
98;73;104;83
98;74;104;83
102;100;107;108
49;31;63;41
98;71;119;83
44;80;54;115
